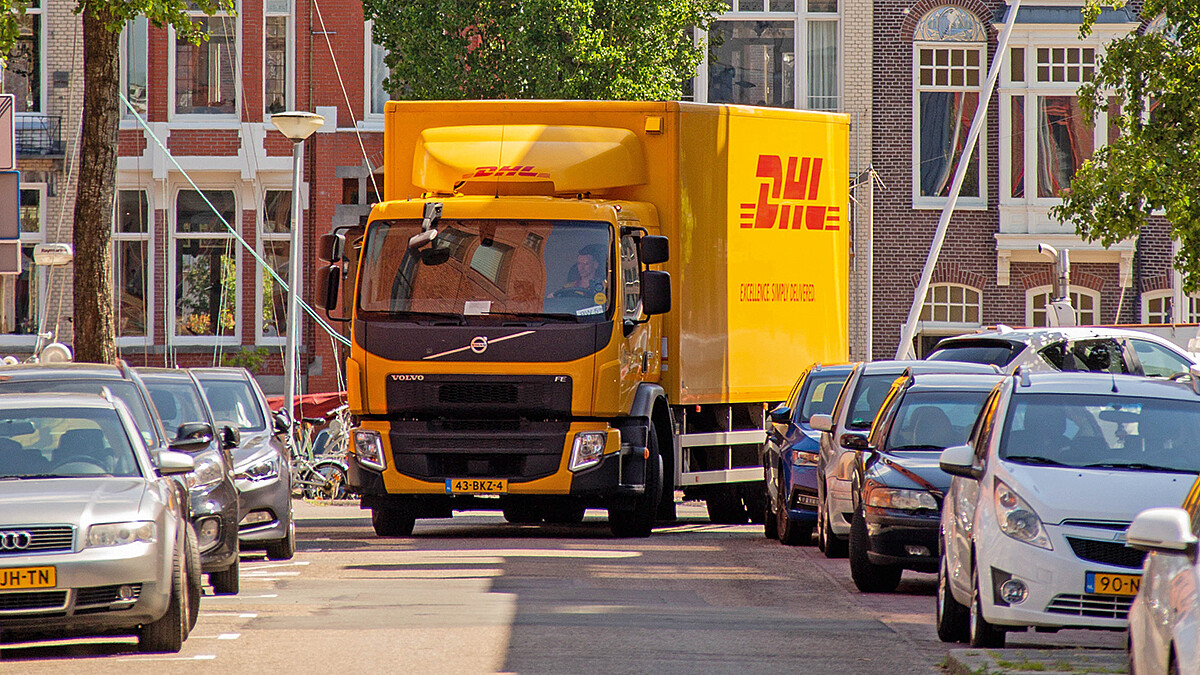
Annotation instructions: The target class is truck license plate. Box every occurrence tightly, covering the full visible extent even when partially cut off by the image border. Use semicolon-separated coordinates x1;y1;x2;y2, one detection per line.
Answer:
0;566;56;590
1085;571;1141;596
446;478;508;494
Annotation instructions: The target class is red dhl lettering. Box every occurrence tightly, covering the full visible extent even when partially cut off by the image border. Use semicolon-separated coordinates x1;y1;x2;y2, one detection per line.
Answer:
464;166;549;179
740;155;839;231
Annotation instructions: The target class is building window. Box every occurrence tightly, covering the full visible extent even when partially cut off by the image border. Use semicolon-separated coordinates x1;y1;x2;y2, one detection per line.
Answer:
174;190;238;339
1;187;45;339
1142;290;1171;324
912;7;986;208
264;0;291;115
259;190;290;342
3;1;43;113
113;190;151;339
367;22;389;116
121;16;149;118
1028;286;1099;327
920;283;981;324
175;12;238;115
1187;295;1200;323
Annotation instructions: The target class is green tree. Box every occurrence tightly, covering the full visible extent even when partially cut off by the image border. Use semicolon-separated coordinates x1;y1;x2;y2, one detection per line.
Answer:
1052;1;1200;290
1;0;233;362
363;0;725;101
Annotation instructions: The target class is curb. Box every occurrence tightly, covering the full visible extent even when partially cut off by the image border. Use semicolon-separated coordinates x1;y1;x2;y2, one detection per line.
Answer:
945;648;1126;674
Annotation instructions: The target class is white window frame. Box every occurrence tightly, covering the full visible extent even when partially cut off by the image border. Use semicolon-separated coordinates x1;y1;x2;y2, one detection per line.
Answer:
262;0;294;120
919;282;983;328
1186;295;1200;324
1142;289;1172;325
169;187;242;346
0;184;46;347
691;1;842;112
911;38;988;210
1026;285;1100;327
364;20;389;124
119;16;149;124
6;2;46;115
256;188;291;346
113;188;154;347
168;4;242;122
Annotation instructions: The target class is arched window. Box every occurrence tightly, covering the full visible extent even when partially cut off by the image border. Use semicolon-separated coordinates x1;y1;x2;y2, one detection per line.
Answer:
920;283;982;324
912;7;987;208
1027;286;1099;326
1142;290;1172;324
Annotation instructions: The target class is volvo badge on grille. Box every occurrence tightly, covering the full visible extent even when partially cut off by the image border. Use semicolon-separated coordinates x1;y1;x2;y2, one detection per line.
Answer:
470;336;489;354
0;531;32;550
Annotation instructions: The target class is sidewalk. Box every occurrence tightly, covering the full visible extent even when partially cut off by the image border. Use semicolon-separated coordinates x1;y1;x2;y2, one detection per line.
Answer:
945;648;1126;674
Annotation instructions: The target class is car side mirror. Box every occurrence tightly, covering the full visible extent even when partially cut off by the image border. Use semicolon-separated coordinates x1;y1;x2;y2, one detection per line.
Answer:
1127;507;1198;553
840;433;870;452
273;410;291;434
939;444;982;479
769;405;792;427
810;414;833;433
641;271;671;316
221;425;241;450
157;450;196;476
170;421;213;452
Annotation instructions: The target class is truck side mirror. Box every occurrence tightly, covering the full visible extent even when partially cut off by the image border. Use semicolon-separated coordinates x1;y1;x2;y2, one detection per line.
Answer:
318;232;346;263
641;271;671;315
639;236;669;265
315;265;349;321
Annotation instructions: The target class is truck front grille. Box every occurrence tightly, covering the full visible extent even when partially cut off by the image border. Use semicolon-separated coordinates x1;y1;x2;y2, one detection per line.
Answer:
390;420;568;482
439;383;520;405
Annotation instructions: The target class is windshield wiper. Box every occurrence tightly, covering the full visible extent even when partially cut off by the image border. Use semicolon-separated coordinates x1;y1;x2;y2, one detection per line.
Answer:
1083;462;1197;474
0;474;72;480
386;310;466;325
1003;455;1069;467
485;311;580;324
886;444;947;452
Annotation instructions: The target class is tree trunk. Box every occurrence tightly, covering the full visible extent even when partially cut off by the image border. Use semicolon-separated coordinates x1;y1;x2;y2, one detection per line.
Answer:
72;6;120;364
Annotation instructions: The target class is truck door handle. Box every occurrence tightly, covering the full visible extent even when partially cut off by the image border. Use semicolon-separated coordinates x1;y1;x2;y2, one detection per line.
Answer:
642;352;651;373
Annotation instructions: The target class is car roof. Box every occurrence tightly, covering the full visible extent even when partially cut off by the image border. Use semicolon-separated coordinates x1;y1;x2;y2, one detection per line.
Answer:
906;372;1005;392
135;367;194;382
937;326;1185;347
190;367;251;381
1017;371;1200;399
0;392;118;409
810;363;855;375
860;359;999;376
0;362;128;379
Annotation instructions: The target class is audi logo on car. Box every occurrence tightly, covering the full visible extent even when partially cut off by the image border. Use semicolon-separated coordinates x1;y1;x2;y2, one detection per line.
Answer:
0;531;32;551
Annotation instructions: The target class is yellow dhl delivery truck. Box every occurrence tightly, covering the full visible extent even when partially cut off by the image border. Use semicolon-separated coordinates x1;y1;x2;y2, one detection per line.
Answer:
315;100;849;537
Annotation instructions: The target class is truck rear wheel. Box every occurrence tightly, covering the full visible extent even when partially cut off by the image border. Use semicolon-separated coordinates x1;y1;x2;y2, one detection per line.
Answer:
503;503;543;524
705;488;748;524
610;423;663;538
372;505;416;537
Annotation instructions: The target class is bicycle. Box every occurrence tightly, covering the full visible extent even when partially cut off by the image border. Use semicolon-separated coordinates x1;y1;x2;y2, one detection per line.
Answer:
289;405;350;500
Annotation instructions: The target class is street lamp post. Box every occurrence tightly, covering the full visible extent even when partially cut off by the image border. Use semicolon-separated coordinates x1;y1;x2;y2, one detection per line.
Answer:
270;111;324;444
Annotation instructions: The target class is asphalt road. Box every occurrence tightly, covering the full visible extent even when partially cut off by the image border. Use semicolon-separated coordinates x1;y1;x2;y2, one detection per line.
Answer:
1;499;1122;673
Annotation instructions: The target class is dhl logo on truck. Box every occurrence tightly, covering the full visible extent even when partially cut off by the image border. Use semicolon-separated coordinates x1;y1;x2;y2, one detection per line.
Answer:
740;155;840;231
464;165;552;179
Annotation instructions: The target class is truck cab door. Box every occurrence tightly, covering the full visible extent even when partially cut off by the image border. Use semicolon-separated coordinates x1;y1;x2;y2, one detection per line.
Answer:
618;231;654;402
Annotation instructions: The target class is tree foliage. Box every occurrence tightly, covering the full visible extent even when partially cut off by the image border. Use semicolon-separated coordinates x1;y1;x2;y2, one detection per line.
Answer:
1051;0;1200;290
363;0;725;101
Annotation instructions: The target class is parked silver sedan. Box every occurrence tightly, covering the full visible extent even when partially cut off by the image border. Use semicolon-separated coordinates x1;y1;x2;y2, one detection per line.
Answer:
0;393;196;652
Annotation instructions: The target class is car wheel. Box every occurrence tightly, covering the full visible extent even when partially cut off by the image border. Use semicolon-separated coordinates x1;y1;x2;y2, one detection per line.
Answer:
265;521;296;560
210;558;240;596
776;499;811;546
969;566;1006;648
372;505;416;537
610;426;663;538
936;555;970;643
849;509;901;593
763;481;779;540
819;484;848;558
184;523;201;631
138;545;188;653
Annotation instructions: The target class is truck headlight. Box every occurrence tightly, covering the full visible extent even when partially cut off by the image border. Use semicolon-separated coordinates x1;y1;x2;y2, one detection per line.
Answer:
235;457;279;482
186;456;225;490
791;449;819;467
86;521;157;548
353;430;386;470
994;478;1052;550
865;485;938;511
569;432;606;471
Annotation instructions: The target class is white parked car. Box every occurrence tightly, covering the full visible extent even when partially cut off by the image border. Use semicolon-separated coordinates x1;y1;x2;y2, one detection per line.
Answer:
936;370;1200;648
1127;503;1200;675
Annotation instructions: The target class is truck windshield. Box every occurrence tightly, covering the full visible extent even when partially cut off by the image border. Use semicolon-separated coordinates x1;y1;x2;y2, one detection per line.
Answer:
358;219;614;322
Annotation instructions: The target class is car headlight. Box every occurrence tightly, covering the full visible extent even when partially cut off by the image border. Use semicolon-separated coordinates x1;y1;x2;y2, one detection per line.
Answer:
791;449;819;467
86;521;157;548
235;457;280;482
864;484;939;511
352;430;386;470
569;432;606;472
186;456;225;489
994;478;1052;550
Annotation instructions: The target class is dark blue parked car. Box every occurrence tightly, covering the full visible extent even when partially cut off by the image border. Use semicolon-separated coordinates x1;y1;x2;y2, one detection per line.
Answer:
763;363;853;545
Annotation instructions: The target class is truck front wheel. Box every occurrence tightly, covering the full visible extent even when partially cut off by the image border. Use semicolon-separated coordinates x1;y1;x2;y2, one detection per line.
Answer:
372;505;416;537
609;423;663;538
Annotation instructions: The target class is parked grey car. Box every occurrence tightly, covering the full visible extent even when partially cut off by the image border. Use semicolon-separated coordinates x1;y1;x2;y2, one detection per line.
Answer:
0;393;195;652
192;367;295;560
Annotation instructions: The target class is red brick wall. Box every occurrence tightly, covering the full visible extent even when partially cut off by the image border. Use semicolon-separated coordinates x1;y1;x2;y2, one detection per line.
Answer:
168;129;241;155
118;130;147;156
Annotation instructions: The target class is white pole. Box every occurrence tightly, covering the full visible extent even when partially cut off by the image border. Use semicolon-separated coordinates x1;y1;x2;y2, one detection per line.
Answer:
283;139;304;441
895;0;1023;360
866;169;874;362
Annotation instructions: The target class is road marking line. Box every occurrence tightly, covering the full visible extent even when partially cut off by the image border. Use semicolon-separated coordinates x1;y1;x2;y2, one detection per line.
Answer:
205;593;278;599
244;571;301;577
243;561;310;571
219;633;240;640
136;655;217;661
201;612;259;618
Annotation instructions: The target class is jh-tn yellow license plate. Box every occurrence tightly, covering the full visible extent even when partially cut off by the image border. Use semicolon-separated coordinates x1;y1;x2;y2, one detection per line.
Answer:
446;478;508;494
0;566;56;590
1085;571;1141;596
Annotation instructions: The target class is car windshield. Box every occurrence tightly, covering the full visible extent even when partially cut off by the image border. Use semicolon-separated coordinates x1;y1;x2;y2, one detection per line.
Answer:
927;343;1022;368
0;379;162;449
845;374;902;430
196;377;266;432
1000;393;1200;473
798;372;849;423
357;219;614;322
0;407;141;478
145;380;209;440
884;390;991;451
